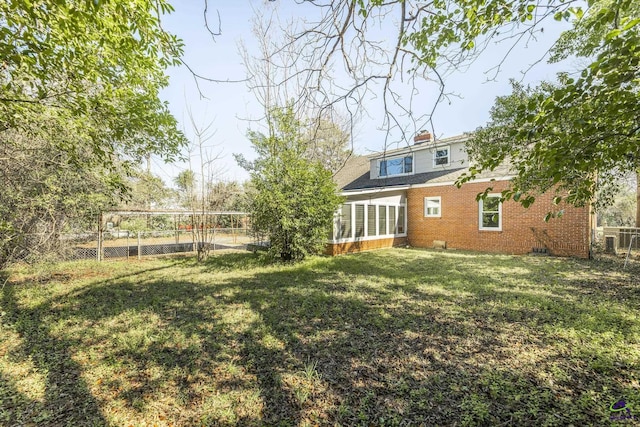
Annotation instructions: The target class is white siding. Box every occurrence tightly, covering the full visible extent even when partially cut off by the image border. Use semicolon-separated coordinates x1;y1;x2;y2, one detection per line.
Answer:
369;140;468;177
344;191;406;205
370;158;379;179
414;141;467;173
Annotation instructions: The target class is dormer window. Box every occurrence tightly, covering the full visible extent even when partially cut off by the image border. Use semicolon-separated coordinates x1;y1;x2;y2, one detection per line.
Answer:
379;155;413;177
433;146;450;167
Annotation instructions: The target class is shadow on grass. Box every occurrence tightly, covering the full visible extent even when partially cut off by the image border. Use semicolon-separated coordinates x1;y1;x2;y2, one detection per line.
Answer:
2;249;639;425
1;283;108;426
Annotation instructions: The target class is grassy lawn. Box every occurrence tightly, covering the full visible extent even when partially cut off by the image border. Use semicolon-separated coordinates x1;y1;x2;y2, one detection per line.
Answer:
1;248;639;426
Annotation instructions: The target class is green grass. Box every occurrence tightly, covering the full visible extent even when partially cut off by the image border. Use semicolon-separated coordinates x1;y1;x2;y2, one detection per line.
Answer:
1;249;639;426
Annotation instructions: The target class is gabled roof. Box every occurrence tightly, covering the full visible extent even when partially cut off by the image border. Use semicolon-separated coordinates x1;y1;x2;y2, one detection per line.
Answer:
341;166;467;191
333;155;371;190
334;134;514;193
334;156;514;193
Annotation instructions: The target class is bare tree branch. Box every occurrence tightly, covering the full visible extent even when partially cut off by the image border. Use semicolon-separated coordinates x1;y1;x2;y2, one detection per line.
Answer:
235;0;580;153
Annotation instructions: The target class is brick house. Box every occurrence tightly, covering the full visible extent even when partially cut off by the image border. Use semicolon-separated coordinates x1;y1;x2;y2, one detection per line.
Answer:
327;132;593;258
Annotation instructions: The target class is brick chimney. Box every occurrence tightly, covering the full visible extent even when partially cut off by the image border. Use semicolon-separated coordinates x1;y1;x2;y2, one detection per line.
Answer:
414;130;432;145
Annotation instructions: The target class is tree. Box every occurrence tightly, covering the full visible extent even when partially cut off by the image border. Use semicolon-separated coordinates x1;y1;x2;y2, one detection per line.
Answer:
239;8;354;174
174;109;239;261
124;170;173;210
598;174;636;227
457;0;639;215
206;181;245;211
304;117;353;175
174;170;198;209
0;107;118;267
0;1;187;266
637;173;640;227
257;0;575;143
261;0;637;207
1;1;186;167
239;107;343;261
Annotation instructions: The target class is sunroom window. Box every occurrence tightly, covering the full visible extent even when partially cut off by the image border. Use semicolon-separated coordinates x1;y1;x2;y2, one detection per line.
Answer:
367;205;376;236
340;204;352;238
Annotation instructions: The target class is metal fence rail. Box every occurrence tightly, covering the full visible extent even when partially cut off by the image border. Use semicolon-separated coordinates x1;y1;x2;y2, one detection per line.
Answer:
57;228;253;261
2;211;252;265
602;227;640;250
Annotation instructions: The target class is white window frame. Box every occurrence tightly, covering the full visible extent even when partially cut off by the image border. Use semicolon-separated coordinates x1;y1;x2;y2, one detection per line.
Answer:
479;194;502;231
378;155;413;178
433;145;450;168
330;202;408;243
366;205;377;237
424;196;442;218
355;204;365;238
397;205;406;234
338;203;353;239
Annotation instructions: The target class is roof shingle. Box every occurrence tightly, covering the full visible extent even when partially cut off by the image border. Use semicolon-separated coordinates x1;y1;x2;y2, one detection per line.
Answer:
334;155;514;192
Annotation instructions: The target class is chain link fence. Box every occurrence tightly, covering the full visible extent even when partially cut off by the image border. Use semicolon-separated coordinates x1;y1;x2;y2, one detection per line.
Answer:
599;227;640;252
5;212;253;264
59;228;252;261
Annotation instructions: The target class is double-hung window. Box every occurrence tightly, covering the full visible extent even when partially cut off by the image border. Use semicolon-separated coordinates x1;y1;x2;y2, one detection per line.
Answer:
479;195;502;230
379;155;412;177
424;197;441;217
433;146;450;167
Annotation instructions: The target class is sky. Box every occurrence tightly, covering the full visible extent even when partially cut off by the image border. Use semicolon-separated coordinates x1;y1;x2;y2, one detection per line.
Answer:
154;1;572;187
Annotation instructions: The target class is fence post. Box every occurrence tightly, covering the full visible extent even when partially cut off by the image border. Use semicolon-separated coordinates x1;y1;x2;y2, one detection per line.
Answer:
232;214;237;243
97;213;103;262
624;235;637;269
137;232;142;260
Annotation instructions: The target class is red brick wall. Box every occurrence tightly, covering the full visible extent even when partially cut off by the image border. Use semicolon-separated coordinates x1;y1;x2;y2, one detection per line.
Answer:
325;237;408;256
407;181;591;258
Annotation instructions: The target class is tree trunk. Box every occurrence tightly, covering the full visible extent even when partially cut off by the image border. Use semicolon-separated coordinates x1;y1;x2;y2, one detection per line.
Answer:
637;171;640;227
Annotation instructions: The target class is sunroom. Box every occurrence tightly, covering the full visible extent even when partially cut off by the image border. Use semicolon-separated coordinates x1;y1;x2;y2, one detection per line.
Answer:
326;190;408;255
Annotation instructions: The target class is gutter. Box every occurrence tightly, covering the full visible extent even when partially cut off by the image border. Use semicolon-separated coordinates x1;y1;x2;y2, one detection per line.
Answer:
341;185;411;196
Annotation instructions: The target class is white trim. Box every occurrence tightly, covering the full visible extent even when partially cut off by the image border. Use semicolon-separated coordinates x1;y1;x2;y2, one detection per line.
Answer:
378;154;414;178
379;204;388;236
432;145;450;168
329;201;408;244
334;203;354;240
354;203;366;239
479;194;502;231
410;175;515;189
424;196;442;218
366;135;470;160
397;205;407;234
331;233;408;245
366;204;377;237
341;186;410;196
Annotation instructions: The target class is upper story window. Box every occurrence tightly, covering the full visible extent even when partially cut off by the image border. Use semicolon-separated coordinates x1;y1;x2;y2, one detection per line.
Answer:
379;155;413;177
433;146;450;167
